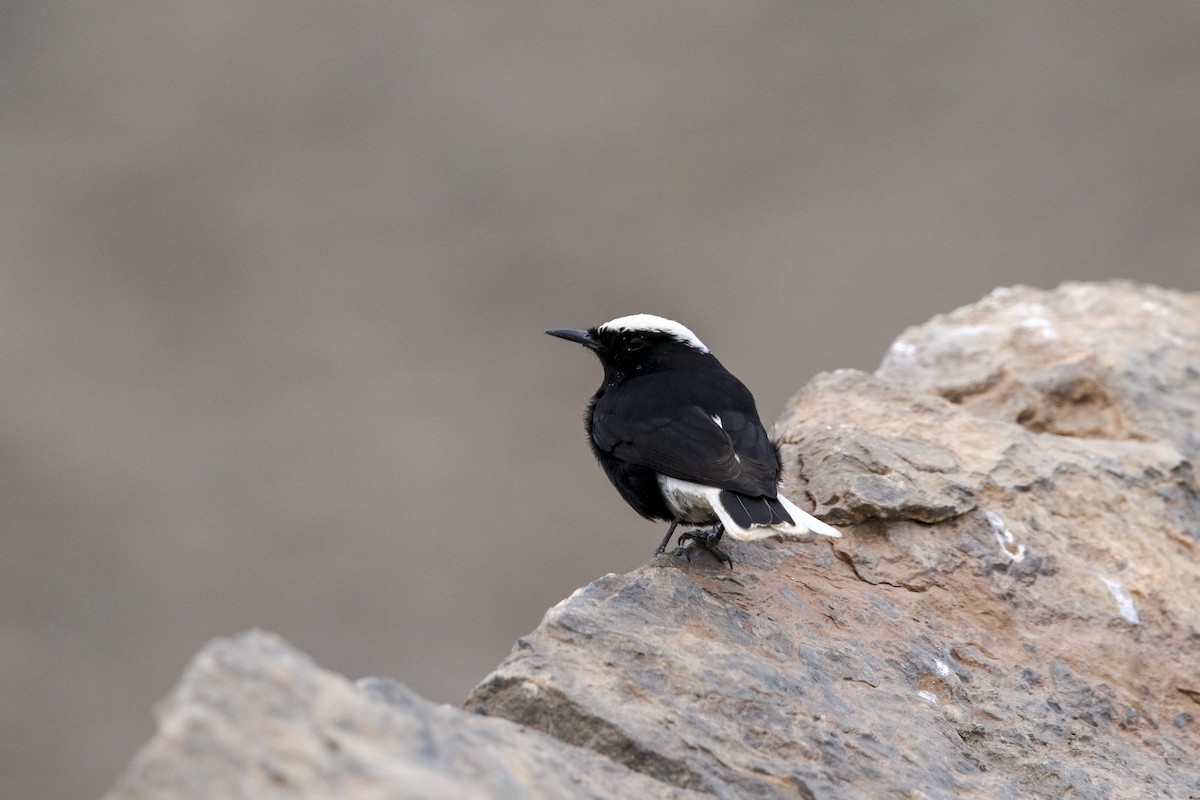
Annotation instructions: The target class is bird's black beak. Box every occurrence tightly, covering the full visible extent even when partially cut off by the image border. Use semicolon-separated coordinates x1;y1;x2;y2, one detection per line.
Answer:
545;328;601;351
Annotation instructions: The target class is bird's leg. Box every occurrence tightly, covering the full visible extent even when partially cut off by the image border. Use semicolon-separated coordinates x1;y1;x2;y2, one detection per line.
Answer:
653;520;680;557
673;525;733;569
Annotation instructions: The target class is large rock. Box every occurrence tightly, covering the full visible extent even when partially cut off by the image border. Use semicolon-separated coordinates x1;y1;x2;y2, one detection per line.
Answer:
103;630;706;800
107;282;1200;799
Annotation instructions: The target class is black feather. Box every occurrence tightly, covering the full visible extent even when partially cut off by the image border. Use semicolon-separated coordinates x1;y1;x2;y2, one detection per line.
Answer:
717;491;796;528
590;367;779;497
552;318;788;542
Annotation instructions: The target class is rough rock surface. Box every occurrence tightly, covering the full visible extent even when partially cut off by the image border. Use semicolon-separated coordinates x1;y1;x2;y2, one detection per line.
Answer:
104;630;707;800
107;282;1200;799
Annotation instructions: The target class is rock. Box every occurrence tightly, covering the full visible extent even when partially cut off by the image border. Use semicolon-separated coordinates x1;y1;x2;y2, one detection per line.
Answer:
104;630;708;800
106;282;1200;799
876;281;1200;453
471;282;1200;798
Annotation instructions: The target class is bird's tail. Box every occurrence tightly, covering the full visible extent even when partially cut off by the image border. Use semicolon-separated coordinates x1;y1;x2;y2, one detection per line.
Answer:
715;490;842;542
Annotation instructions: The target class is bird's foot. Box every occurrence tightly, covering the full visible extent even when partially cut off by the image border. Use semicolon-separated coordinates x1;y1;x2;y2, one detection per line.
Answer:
673;526;733;569
653;521;680;557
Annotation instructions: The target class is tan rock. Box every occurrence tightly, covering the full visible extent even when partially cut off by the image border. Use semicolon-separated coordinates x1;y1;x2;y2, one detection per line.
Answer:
106;282;1200;799
473;282;1200;797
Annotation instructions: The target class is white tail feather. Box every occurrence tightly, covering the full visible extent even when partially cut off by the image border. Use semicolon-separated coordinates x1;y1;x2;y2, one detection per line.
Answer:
718;492;842;542
657;475;842;542
777;494;842;539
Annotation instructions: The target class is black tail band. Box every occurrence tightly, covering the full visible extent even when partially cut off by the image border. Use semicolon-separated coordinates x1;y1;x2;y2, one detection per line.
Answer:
718;491;795;529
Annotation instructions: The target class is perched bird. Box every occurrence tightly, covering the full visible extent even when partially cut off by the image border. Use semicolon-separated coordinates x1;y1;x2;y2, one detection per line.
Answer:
546;314;840;566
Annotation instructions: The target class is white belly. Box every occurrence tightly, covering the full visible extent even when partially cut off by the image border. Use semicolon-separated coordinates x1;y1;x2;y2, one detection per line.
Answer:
656;475;722;525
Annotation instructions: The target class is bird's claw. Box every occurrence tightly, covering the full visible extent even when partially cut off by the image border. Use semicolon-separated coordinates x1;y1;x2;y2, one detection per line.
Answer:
673;527;733;569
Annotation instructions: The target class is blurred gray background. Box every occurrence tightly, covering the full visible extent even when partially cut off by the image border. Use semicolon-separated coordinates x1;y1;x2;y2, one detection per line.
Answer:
2;3;1199;798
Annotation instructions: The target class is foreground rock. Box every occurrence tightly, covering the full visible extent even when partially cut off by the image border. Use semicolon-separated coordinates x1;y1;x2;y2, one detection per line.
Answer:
104;630;706;800
108;282;1200;799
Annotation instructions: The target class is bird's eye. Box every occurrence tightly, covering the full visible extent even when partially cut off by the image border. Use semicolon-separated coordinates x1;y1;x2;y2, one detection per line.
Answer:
626;336;645;351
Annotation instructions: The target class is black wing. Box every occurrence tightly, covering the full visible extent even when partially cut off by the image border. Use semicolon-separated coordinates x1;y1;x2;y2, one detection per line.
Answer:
590;370;780;497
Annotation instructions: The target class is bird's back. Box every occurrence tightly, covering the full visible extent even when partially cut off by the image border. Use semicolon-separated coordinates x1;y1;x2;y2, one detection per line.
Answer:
588;363;781;498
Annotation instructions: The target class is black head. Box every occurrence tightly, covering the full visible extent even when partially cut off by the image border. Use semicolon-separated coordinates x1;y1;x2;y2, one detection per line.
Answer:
546;313;714;381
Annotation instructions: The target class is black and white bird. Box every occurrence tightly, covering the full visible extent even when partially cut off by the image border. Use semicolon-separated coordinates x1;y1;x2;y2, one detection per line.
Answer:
546;314;840;566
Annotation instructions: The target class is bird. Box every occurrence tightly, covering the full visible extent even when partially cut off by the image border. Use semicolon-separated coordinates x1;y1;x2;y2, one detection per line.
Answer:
546;313;840;566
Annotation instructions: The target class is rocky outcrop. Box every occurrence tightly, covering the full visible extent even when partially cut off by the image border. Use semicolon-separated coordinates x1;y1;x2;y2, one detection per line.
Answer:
106;282;1200;799
102;631;706;800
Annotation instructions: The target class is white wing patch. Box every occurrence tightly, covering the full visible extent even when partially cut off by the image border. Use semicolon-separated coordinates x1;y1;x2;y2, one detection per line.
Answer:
711;415;739;461
599;314;709;353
